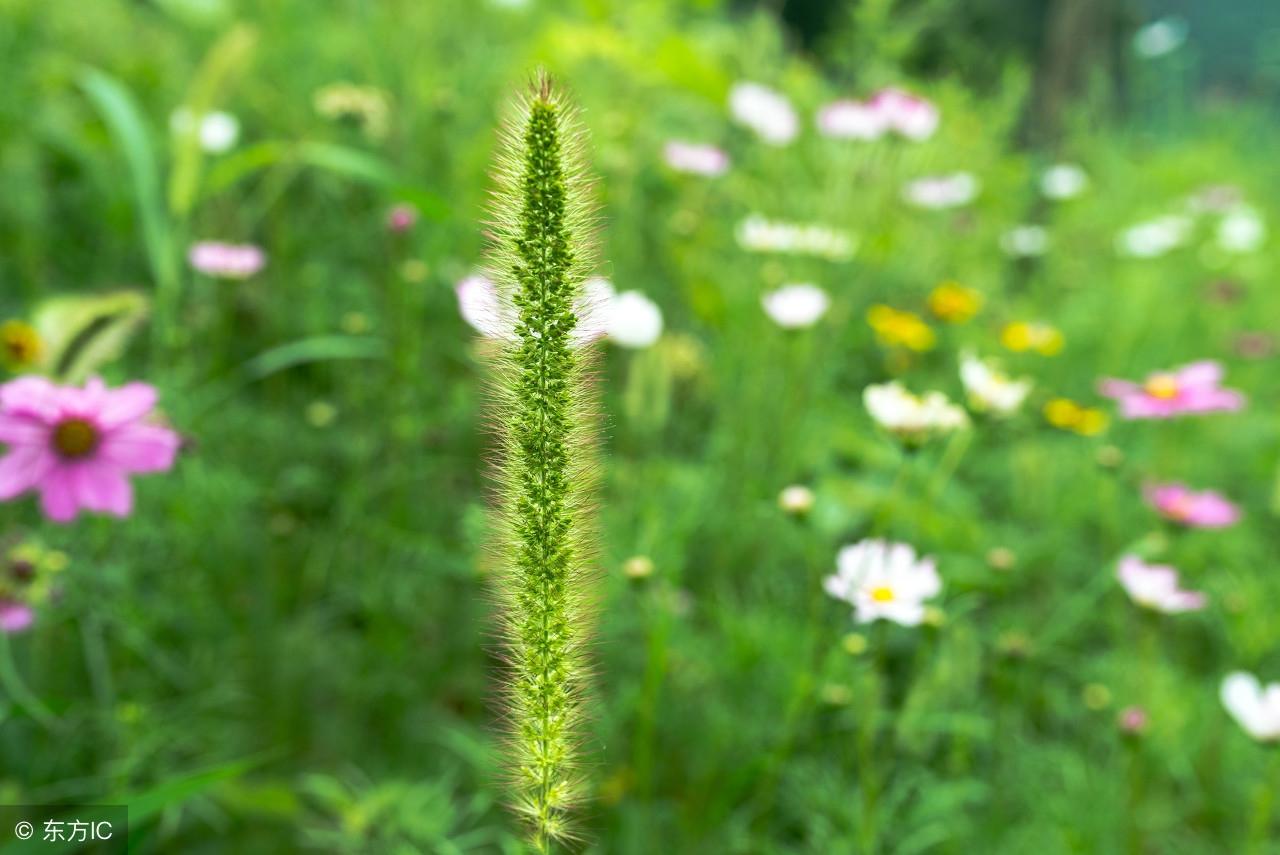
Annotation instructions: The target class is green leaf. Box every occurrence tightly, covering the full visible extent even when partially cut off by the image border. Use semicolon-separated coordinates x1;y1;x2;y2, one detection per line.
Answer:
237;334;386;383
32;290;150;383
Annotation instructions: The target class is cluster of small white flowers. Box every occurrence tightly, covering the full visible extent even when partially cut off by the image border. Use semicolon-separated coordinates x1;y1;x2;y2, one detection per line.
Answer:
902;172;980;209
959;353;1031;416
1000;225;1049;258
863;381;968;439
1116;215;1192;258
736;215;857;261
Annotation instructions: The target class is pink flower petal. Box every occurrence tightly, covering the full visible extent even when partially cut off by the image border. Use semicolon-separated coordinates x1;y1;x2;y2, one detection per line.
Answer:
1098;378;1140;399
0;446;53;500
1175;360;1224;389
0;602;34;633
39;467;80;523
72;463;134;517
0;377;61;421
98;423;180;473
96;382;159;429
0;414;48;446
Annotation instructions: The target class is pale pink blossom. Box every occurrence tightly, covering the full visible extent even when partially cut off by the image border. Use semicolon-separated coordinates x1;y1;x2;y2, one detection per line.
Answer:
1099;360;1245;419
663;141;729;176
868;87;939;140
188;241;266;279
0;377;180;523
385;203;418;233
0;601;33;633
729;82;798;145
816;100;888;140
1118;706;1149;735
1116;555;1207;614
1143;482;1240;528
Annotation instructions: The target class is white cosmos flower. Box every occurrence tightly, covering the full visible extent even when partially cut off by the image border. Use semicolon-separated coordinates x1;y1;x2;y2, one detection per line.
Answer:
816;100;888;140
607;290;663;349
1116;555;1207;613
1000;225;1049;257
663;141;730;177
1217;208;1265;253
863;382;968;440
902;172;979;209
960;352;1031;416
761;284;830;329
1040;163;1088;199
170;108;240;154
824;539;942;626
729;82;799;145
455;274;613;346
735;216;857;261
867;87;939;141
1221;672;1280;742
1116;215;1191;258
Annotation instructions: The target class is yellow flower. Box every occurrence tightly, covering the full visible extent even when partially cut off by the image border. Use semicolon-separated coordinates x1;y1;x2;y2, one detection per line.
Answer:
1043;397;1109;436
928;281;983;323
1001;321;1064;356
867;304;936;351
0;320;42;371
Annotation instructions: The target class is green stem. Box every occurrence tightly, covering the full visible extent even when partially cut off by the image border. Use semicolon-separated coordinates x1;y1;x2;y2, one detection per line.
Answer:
0;631;59;733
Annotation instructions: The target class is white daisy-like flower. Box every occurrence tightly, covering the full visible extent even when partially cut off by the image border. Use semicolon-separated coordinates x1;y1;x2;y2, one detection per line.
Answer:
778;484;815;515
902;172;979;209
1221;672;1280;742
1040;163;1088;199
607;289;663;349
1116;215;1191;258
1116;555;1207;614
735;216;857;261
863;381;968;440
960;352;1031;416
761;284;830;329
455;274;613;346
816;100;888;140
170;109;240;154
824;539;942;626
1000;225;1049;257
729;82;798;146
1217;208;1265;253
663;141;730;177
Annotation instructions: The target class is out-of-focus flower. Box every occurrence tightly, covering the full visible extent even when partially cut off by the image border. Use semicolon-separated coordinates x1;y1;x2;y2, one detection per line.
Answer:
313;82;392;140
385;203;418;233
778;484;815;516
456;274;614;346
986;547;1016;571
1133;17;1188;58
903;172;979;209
623;555;654;580
0;537;68;633
1040;163;1088;199
867;88;939;140
1043;398;1109;436
169;108;240;154
867;305;935;351
0;321;42;372
607;290;663;349
762;284;829;329
1095;445;1125;468
1099;360;1245;419
1234;331;1274;360
188;242;266;279
1000;225;1049;257
1083;684;1113;710
1187;185;1243;214
735;216;857;260
0;376;181;522
824;538;942;626
1204;279;1246;304
1143;483;1240;529
816;99;887;140
928;282;983;323
1118;705;1150;735
662;141;730;176
1217;208;1265;253
841;632;868;655
729;82;798;145
960;352;1031;416
1116;216;1191;258
1117;555;1206;613
1221;671;1280;742
1000;321;1063;356
864;382;968;440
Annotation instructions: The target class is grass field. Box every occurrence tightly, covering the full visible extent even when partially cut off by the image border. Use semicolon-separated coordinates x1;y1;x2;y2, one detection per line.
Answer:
1;1;1278;852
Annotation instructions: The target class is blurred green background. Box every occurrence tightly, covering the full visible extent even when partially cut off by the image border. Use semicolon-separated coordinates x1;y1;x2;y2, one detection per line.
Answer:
0;0;1279;851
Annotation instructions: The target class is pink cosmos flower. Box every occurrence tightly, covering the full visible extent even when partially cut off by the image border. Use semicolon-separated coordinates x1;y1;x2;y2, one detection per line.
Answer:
1098;361;1245;419
385;203;419;233
1143;482;1240;528
1116;555;1207;614
1118;705;1149;735
868;87;939;140
663;141;729;177
816;100;888;140
0;601;33;633
0;377;181;523
188;241;266;279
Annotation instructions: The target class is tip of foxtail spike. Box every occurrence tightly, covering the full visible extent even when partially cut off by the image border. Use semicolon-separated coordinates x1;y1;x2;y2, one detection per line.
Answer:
533;68;555;102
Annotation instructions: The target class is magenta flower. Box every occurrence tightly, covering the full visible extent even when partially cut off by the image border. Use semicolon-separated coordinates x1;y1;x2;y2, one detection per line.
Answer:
0;601;33;633
1099;360;1245;419
1116;555;1207;614
385;203;419;233
0;377;180;523
1143;482;1240;528
188;241;266;279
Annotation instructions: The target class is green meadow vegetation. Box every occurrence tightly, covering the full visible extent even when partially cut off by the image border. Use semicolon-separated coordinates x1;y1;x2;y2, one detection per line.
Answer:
0;0;1278;852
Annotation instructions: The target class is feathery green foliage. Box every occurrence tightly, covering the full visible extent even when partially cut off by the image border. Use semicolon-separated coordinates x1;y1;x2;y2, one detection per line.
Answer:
483;73;599;852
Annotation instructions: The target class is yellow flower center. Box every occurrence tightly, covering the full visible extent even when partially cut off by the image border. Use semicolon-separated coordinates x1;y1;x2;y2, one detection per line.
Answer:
1144;373;1180;400
869;585;896;603
0;321;41;369
52;419;100;460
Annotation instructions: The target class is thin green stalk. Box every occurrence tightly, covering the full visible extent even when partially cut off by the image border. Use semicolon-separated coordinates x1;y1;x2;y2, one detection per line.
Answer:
483;73;599;852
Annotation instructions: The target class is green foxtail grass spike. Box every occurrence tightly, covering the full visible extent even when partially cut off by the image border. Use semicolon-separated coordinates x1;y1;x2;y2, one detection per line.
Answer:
481;71;601;852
